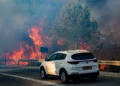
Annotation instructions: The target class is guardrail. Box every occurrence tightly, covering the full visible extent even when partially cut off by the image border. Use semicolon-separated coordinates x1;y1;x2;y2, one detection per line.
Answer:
0;59;16;65
0;59;120;66
98;60;120;66
0;59;39;65
0;59;15;62
18;59;39;65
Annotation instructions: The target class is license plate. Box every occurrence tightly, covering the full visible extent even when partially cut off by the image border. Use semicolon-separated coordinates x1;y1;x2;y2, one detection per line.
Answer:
83;66;92;70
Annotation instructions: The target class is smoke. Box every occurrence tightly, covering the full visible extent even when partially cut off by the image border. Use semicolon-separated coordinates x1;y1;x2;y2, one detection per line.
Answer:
85;0;120;59
86;0;120;26
0;0;120;60
0;0;64;56
85;0;120;33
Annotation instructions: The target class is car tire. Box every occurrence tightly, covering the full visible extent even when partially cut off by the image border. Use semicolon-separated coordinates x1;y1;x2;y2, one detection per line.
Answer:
89;75;98;81
60;70;69;83
40;68;47;79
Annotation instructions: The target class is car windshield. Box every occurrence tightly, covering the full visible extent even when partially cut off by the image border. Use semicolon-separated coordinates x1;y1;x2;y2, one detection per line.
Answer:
72;53;94;60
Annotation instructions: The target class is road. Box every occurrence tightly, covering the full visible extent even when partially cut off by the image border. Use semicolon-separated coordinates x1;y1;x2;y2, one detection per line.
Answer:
0;65;120;86
0;74;52;86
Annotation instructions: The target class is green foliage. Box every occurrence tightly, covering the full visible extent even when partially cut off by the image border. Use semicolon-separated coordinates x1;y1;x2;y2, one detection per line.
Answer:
52;0;100;49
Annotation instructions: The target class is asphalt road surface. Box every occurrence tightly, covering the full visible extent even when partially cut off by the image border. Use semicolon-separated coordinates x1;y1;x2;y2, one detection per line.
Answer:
0;65;120;86
0;74;53;86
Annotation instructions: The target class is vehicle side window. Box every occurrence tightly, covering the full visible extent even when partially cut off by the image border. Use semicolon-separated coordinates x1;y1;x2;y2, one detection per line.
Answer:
56;53;66;60
48;54;57;61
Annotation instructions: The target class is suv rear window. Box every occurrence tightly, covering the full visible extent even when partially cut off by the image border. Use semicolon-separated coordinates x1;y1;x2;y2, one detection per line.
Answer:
72;53;94;60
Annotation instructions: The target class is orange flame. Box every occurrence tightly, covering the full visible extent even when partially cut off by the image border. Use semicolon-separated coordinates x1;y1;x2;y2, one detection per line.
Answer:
100;64;108;70
28;26;44;46
4;22;47;65
57;38;64;45
80;42;91;51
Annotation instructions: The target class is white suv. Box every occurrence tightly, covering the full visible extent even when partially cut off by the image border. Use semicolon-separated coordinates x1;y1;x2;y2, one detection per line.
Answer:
40;50;99;83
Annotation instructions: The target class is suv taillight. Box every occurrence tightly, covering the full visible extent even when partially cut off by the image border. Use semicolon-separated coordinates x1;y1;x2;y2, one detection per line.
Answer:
67;61;79;64
93;59;97;62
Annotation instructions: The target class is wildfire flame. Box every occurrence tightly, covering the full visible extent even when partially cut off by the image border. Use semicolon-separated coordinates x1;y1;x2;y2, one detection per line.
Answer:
28;26;44;46
4;22;47;65
100;64;108;70
3;21;92;65
57;38;64;45
80;42;91;51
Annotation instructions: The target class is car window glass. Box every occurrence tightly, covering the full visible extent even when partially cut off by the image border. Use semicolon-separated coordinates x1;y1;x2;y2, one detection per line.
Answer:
48;54;57;61
72;53;94;60
56;53;66;60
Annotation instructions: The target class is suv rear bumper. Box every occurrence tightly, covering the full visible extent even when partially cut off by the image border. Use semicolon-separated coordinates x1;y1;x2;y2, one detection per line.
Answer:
69;71;99;78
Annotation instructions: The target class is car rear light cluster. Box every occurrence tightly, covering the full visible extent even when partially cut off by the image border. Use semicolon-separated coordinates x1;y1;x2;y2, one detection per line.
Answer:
67;59;97;64
67;61;79;64
93;59;97;62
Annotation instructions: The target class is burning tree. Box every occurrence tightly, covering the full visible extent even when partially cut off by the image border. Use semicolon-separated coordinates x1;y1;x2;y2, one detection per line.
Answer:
52;0;101;52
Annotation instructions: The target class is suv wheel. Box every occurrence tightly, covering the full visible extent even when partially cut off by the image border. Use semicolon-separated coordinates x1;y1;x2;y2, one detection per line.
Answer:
40;68;47;79
60;70;69;83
